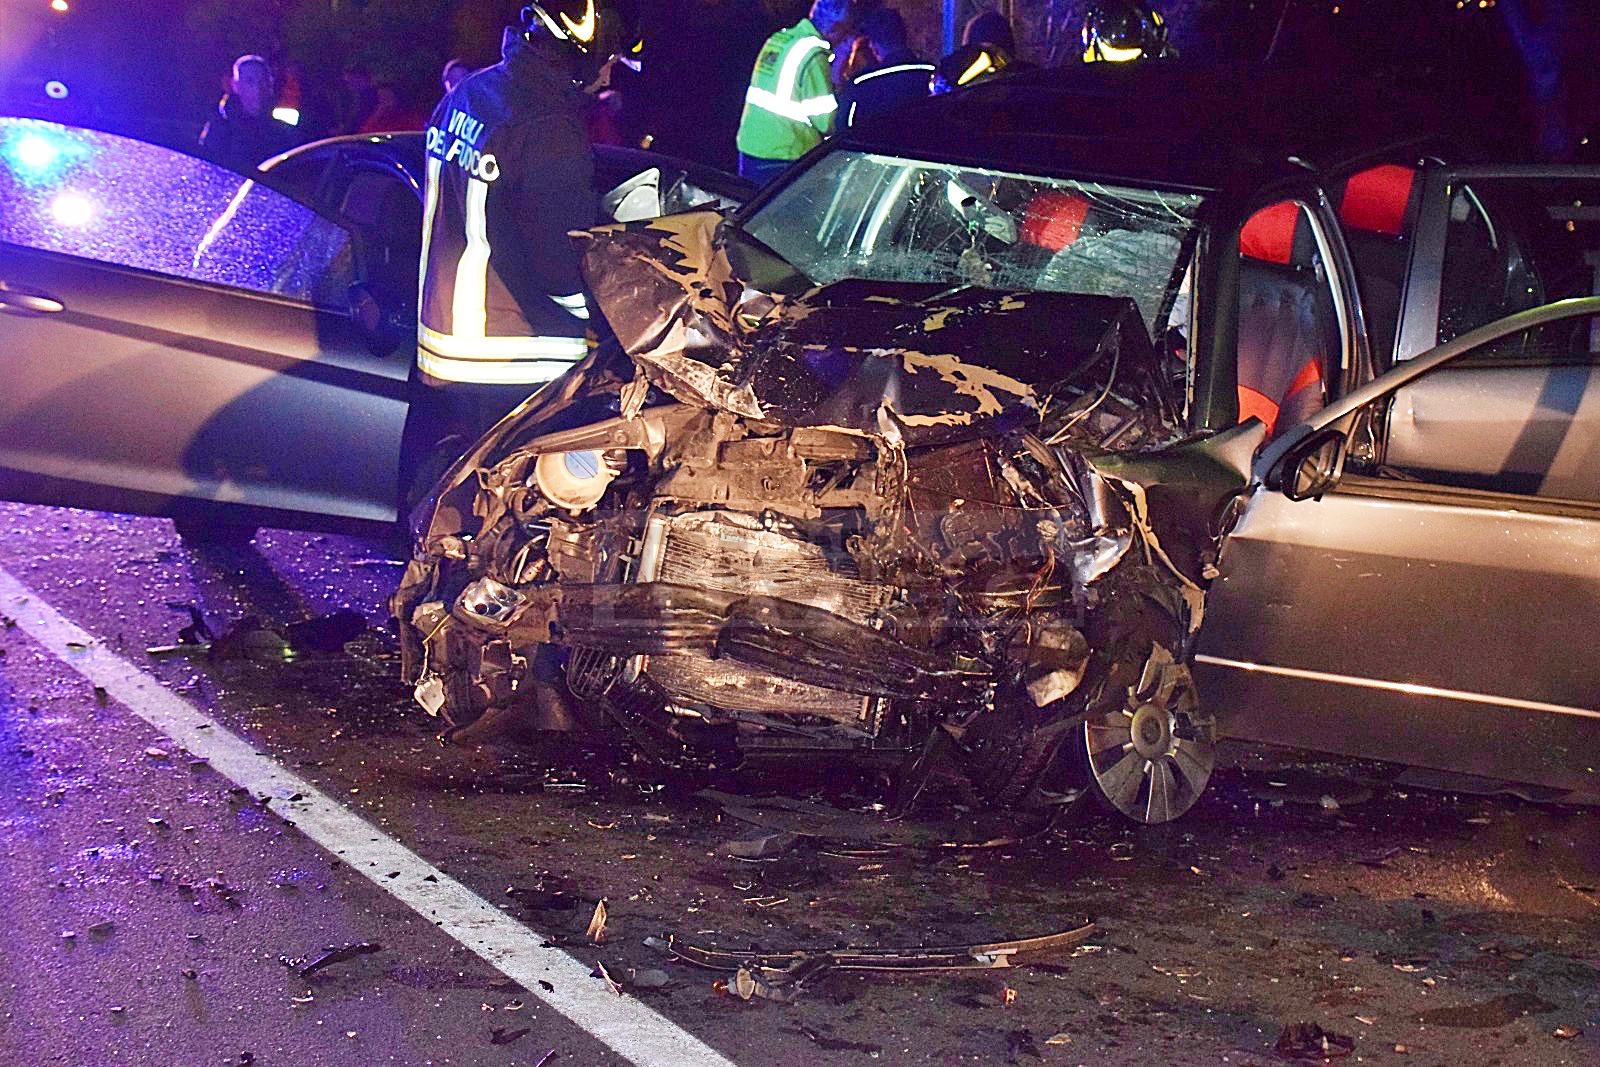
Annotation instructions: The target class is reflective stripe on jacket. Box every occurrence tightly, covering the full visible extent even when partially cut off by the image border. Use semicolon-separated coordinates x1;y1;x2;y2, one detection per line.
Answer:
418;30;593;386
735;18;836;162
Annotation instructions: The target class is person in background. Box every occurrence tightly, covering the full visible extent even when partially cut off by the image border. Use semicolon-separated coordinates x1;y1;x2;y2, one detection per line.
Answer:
441;58;474;96
962;9;1017;53
837;7;931;128
735;0;849;186
338;61;380;133
197;54;303;173
833;0;883;84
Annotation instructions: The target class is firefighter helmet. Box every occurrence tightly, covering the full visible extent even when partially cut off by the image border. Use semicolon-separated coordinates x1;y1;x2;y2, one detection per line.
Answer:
1081;2;1172;63
931;41;1013;94
523;1;643;74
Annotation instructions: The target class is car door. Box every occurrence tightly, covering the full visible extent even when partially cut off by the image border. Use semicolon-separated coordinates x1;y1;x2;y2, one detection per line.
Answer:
0;119;410;531
1198;298;1600;800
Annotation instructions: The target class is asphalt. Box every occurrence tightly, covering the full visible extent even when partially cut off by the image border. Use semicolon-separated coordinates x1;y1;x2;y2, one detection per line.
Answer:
0;500;1597;1066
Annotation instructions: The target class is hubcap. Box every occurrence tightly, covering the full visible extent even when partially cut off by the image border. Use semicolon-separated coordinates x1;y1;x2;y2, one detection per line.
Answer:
1083;646;1215;824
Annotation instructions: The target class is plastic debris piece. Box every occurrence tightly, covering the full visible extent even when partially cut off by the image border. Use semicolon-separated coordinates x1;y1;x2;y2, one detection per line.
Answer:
1554;1026;1582;1039
1273;1021;1355;1060
280;942;382;978
1045;1032;1072;1046
1002;986;1018;1006
586;899;608;944
144;747;170;760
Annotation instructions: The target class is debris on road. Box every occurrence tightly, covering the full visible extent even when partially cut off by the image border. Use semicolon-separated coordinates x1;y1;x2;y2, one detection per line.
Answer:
283;611;368;653
279;942;382;978
143;747;170;760
629;967;671;990
1273;1021;1355;1060
586;899;608;944
723;831;801;861
1554;1026;1582;1039
489;1026;531;1046
662;925;1094;999
594;960;623;996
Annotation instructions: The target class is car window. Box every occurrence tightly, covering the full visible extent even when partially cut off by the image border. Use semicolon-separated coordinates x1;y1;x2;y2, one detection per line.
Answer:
1438;177;1600;347
741;149;1202;340
0;118;354;308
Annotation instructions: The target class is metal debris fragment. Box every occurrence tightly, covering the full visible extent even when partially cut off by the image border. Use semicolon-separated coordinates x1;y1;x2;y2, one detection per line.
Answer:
665;924;1094;999
280;942;382;978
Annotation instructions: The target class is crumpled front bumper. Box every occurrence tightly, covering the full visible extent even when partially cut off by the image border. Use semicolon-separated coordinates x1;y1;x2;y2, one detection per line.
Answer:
420;579;991;705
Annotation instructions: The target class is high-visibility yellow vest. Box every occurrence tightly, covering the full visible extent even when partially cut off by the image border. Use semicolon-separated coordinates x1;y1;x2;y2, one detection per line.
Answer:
736;18;836;162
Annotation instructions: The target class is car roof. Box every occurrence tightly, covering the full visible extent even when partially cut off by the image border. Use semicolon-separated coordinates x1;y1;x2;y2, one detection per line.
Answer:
840;63;1452;194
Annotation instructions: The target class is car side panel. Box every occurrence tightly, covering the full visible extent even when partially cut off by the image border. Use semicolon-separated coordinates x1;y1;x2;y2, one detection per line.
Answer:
1198;481;1600;797
1384;365;1600;502
0;244;407;527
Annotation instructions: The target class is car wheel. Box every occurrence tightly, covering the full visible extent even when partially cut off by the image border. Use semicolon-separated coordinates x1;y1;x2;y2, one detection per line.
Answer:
1079;644;1214;824
172;515;257;547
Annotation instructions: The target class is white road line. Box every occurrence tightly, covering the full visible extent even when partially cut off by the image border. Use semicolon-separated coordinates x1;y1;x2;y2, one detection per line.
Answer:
0;565;738;1067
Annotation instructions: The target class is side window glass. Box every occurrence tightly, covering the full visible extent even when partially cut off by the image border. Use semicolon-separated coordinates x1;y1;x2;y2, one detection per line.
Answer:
0;119;354;307
1234;200;1343;437
1439;177;1600;345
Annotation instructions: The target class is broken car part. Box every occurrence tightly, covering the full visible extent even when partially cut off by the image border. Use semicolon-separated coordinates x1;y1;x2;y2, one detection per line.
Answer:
394;210;1262;823
662;924;1096;995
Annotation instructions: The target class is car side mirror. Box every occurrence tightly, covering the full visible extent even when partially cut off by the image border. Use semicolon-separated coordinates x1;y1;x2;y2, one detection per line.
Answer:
1266;427;1345;501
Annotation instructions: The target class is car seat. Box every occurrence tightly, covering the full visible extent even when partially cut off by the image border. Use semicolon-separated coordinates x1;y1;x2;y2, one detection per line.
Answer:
1334;163;1419;365
1236;200;1330;436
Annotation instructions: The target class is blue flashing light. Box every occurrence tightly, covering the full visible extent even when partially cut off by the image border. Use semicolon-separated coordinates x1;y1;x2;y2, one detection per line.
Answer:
12;132;63;173
1;122;88;188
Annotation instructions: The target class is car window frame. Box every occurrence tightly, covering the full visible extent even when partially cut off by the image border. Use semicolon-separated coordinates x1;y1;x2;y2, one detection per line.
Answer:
1398;163;1600;362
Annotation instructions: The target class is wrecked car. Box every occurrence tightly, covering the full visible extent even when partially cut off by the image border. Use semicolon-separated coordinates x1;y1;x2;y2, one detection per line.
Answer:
397;67;1600;823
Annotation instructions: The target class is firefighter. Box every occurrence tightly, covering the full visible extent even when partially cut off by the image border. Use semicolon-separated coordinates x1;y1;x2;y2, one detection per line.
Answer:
417;0;641;437
1081;2;1175;63
735;0;849;185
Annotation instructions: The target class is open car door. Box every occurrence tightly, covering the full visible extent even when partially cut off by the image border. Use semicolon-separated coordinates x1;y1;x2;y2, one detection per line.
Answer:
1198;299;1600;801
0;120;410;534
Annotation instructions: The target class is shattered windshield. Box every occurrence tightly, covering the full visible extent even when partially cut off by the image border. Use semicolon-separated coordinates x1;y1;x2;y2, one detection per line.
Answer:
740;150;1203;338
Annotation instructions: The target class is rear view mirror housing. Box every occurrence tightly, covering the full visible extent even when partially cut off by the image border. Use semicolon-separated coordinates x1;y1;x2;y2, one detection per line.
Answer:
1265;427;1346;501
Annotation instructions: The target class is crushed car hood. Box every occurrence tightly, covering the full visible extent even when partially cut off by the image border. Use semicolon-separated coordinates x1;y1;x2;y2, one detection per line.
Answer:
576;211;1179;446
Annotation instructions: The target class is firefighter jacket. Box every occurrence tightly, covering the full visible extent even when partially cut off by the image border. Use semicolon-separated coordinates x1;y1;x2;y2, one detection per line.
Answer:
419;30;594;386
735;18;837;162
